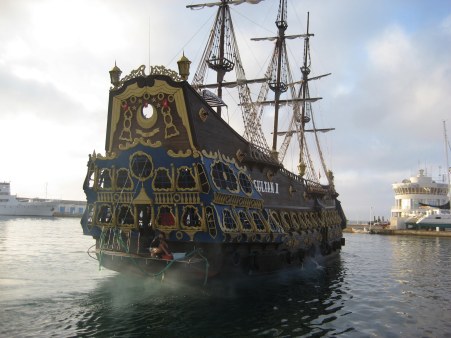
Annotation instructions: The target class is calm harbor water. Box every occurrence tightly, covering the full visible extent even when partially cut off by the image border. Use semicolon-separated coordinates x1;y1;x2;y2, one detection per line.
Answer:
1;217;450;337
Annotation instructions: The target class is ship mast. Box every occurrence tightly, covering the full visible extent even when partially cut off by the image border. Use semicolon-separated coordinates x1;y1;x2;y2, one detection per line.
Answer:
298;13;311;172
295;16;335;185
188;0;272;159
251;0;309;162
187;0;234;117
252;1;328;175
217;4;227;117
270;0;288;159
189;0;334;174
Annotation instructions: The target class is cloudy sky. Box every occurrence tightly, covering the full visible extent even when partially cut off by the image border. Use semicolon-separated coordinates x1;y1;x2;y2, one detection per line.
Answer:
1;0;450;222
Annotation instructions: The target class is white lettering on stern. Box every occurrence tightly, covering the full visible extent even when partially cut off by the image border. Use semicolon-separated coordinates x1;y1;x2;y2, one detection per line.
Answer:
253;180;279;194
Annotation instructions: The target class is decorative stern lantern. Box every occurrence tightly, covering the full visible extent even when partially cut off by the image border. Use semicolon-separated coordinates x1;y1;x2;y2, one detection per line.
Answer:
177;53;191;81
109;62;122;89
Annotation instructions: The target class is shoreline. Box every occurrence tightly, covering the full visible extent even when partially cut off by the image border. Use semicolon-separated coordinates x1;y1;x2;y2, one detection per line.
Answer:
344;225;451;237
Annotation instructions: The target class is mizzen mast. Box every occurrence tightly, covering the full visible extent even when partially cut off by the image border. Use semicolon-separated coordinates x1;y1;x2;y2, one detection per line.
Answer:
253;4;335;185
295;13;334;184
252;0;312;161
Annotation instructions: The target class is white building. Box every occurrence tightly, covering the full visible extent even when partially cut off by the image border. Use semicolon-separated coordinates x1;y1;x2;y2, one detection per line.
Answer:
54;200;86;217
390;169;449;229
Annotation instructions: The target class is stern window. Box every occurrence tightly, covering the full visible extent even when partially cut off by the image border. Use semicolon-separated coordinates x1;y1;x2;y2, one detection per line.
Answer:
157;206;176;227
97;204;112;224
177;167;196;190
239;172;253;195
252;212;266;231
116;205;134;225
197;163;210;193
130;153;153;180
117;169;132;189
154;168;172;190
206;206;217;238
98;169;112;189
238;210;252;230
212;161;238;191
223;209;238;230
182;206;201;227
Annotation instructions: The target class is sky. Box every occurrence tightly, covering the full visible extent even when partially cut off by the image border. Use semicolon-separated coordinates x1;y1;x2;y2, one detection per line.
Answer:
0;0;450;222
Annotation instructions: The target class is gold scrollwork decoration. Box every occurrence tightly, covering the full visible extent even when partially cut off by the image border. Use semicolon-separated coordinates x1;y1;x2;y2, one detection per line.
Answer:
173;193;181;203
129;151;154;181
160;99;179;139
213;192;263;209
168;149;192;158
266;170;274;181
149;66;183;81
136;101;158;129
119;138;161;150
154;192;200;205
98;192;134;203
94;151;117;160
236;149;245;162
176;231;184;240
199;107;208;122
136;128;160;137
119;107;133;142
202;149;218;159
114;65;183;90
120;65;146;84
219;152;235;164
216;151;246;171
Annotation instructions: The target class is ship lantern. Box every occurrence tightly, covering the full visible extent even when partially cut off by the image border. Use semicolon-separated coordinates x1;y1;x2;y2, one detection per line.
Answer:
177;53;191;81
327;170;334;182
109;62;122;88
298;162;306;177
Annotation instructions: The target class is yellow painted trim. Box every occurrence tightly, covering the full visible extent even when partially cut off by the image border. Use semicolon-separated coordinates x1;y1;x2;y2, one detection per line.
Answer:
133;186;152;204
108;80;199;155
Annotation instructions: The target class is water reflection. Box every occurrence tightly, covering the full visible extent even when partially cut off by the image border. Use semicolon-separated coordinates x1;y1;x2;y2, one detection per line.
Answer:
2;219;451;337
73;256;352;337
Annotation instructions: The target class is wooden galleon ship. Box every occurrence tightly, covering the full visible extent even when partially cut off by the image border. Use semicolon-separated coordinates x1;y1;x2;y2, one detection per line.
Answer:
81;0;346;283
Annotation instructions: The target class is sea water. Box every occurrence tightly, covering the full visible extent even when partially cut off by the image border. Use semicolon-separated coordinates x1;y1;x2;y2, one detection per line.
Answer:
0;216;450;337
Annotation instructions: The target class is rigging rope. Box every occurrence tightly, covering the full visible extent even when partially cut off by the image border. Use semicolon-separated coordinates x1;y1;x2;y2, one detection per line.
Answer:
98;226;106;271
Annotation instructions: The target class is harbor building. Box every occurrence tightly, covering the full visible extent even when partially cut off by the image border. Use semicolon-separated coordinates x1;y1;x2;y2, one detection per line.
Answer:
54;200;86;217
390;169;449;229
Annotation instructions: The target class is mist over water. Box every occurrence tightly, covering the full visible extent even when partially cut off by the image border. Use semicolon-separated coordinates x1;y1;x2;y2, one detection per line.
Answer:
1;217;450;337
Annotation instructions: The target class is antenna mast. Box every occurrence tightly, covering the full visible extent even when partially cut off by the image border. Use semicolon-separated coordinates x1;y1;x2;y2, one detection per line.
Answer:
444;120;451;200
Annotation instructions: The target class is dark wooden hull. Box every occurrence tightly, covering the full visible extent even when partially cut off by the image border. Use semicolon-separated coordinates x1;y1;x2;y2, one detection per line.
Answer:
95;249;213;283
93;229;345;283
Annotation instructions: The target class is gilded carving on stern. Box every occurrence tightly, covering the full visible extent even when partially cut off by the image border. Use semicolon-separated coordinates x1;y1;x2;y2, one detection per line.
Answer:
168;149;192;158
119;106;133;142
199;107;208;122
